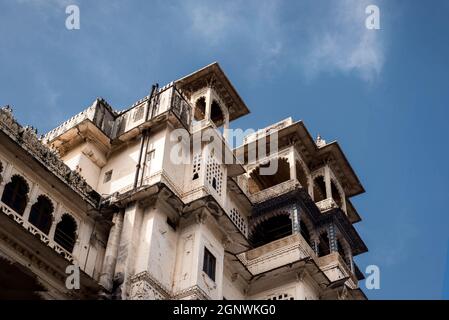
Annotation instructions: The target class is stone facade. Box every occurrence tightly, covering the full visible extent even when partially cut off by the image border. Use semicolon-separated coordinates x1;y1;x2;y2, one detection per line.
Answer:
0;62;367;300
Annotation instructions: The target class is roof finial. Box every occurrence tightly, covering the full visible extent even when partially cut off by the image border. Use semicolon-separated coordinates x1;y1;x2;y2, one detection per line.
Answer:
316;134;326;147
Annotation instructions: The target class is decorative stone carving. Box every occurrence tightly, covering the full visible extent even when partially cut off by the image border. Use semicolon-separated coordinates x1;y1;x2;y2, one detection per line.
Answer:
129;271;170;300
0;106;100;207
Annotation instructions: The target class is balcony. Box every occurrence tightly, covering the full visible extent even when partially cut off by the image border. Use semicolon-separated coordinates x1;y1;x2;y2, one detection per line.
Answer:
0;201;74;262
315;197;338;213
236;233;316;276
43;99;115;143
317;252;357;289
248;179;299;204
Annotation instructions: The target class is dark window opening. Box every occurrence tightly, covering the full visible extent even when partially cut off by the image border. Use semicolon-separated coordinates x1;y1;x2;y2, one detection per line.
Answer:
166;217;177;231
54;214;77;252
248;158;290;194
296;161;309;190
331;181;343;208
203;247;216;281
317;233;330;257
29;195;54;235
210;100;225;127
300;220;311;246
193;172;199;180
212;177;217;190
250;214;292;247
194;97;206;122
337;239;350;266
313;176;326;202
1;175;29;215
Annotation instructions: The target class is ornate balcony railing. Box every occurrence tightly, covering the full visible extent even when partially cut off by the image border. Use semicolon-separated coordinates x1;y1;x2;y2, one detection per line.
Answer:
249;179;299;204
237;233;315;276
43;104;97;143
0;106;101;207
0;200;74;262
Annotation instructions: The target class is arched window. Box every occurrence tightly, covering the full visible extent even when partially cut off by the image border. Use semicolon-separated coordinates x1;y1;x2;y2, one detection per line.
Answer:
29;195;54;235
210;100;224;127
313;176;326;202
250;214;292;247
1;175;29;215
54;214;77;253
248;158;290;194
194;97;206;122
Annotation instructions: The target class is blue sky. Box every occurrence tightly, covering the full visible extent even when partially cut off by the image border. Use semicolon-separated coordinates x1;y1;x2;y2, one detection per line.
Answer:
1;0;449;299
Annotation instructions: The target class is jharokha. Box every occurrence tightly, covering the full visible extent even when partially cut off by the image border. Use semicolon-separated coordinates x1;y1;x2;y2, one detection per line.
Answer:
0;62;367;300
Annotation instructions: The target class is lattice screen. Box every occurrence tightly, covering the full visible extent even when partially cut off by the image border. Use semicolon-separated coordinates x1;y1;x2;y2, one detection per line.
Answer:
230;208;247;236
267;293;294;300
192;154;201;180
206;154;223;197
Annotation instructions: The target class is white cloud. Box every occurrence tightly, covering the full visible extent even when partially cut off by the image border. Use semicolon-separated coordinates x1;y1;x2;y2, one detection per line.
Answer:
302;0;385;82
182;0;285;78
182;0;386;83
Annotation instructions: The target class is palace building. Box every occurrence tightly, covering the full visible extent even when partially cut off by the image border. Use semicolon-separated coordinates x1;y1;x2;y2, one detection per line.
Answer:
0;62;367;300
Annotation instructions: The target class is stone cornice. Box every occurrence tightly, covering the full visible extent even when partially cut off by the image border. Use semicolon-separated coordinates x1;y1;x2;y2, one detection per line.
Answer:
0;106;101;208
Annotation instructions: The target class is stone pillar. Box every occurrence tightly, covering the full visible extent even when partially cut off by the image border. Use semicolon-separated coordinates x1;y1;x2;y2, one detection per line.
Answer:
324;166;332;199
205;87;212;122
48;202;61;240
134;205;158;275
114;203;143;299
289;151;297;181
223;113;230;143
328;224;338;253
0;162;13;197
22;183;39;223
100;211;124;291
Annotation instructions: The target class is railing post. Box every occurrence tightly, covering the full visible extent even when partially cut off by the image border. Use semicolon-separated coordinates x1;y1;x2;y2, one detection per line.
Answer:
0;162;13;197
48;202;61;240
